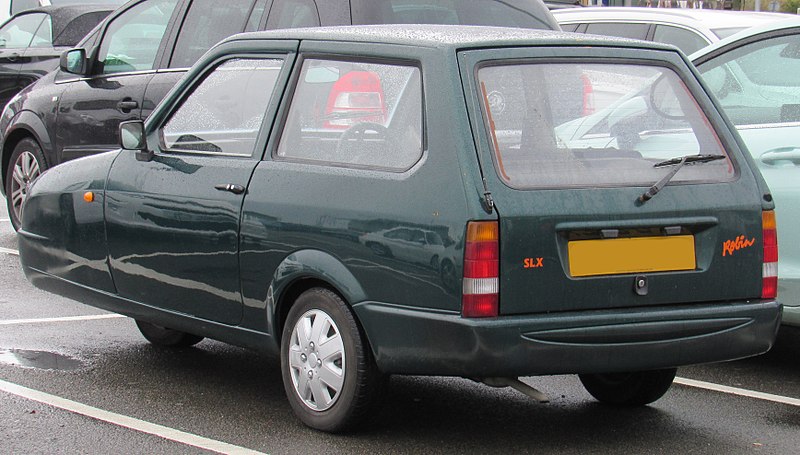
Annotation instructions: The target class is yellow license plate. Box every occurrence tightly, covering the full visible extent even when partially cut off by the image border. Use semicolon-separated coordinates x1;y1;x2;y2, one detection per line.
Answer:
568;235;696;277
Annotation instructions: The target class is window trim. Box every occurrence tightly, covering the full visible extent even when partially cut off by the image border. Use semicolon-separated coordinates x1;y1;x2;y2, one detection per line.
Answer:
270;54;427;174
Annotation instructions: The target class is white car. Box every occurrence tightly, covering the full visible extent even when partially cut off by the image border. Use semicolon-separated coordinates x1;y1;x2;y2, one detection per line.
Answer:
554;7;791;55
691;18;800;327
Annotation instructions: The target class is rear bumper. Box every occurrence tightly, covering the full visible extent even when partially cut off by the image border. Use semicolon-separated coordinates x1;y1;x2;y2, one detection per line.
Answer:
353;301;781;377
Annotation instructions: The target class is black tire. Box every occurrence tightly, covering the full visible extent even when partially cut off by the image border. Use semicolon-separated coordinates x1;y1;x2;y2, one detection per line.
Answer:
579;368;677;406
5;137;47;231
368;243;391;257
281;288;384;432
135;320;204;348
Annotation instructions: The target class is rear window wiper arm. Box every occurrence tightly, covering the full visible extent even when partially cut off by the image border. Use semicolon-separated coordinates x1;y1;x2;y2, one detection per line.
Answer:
638;154;726;204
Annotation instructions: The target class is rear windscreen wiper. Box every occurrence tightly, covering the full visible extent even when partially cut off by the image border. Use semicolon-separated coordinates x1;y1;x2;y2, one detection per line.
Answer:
638;154;726;204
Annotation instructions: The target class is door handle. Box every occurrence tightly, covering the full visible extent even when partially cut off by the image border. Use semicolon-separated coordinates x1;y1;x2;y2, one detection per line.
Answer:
214;183;245;195
759;146;800;166
117;100;139;112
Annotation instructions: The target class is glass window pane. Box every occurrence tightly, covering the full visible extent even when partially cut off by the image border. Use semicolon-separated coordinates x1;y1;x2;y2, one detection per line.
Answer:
277;59;423;171
29;15;52;48
98;0;178;74
585;22;649;40
697;34;800;126
653;25;709;56
161;58;283;156
351;0;554;30
266;0;320;29
0;13;46;49
170;0;254;69
478;63;732;189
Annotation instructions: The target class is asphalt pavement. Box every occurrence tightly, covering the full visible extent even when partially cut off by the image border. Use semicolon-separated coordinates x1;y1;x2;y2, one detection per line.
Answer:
1;198;798;454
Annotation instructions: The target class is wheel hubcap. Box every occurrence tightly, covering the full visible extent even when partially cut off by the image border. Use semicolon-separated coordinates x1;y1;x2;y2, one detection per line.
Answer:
10;151;41;223
288;309;345;411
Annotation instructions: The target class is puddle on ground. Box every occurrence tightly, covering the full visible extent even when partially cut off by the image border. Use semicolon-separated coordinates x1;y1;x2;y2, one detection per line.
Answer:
0;349;84;371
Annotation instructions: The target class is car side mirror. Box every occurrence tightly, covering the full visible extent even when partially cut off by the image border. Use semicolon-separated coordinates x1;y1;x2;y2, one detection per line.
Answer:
60;48;87;75
119;120;153;161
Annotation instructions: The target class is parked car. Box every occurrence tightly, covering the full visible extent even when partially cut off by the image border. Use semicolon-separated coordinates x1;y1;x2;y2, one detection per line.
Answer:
553;7;790;55
691;18;800;328
0;4;114;108
0;0;560;230
17;25;780;432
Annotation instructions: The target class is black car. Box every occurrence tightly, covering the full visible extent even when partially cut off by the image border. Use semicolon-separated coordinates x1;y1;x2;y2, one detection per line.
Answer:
0;0;559;230
0;4;113;109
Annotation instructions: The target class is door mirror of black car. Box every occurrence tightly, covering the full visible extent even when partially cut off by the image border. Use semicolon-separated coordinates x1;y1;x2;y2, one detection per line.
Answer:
119;120;153;161
60;48;87;75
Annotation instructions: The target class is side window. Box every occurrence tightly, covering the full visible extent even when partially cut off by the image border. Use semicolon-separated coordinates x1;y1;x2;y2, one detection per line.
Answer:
698;34;800;126
97;0;179;75
585;22;649;40
29;15;52;48
276;58;423;171
560;23;581;33
0;13;46;49
161;58;283;156
653;25;709;56
266;0;320;29
245;0;270;32
170;0;255;69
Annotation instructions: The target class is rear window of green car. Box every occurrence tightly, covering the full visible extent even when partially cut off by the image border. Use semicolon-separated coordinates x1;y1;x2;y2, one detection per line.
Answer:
478;62;734;189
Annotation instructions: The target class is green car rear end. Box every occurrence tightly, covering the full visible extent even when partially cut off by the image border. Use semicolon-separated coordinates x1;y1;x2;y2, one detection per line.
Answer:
355;43;780;379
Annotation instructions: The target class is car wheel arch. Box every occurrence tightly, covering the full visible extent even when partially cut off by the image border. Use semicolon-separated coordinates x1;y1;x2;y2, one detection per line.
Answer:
268;250;368;344
1;118;52;192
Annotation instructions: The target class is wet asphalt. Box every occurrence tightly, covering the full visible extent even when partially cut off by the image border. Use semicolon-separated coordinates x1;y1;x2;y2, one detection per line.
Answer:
0;200;798;454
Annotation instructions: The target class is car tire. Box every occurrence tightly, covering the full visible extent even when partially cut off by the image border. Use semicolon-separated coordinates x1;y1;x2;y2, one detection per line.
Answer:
5;137;47;231
135;320;204;347
579;368;677;406
281;287;385;432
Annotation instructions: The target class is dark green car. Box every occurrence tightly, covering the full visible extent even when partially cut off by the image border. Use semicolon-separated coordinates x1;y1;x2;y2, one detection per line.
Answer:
18;26;781;432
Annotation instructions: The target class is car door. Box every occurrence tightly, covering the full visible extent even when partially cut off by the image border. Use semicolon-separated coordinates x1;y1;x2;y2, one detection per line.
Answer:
105;54;291;325
55;0;181;163
694;27;800;314
142;0;262;120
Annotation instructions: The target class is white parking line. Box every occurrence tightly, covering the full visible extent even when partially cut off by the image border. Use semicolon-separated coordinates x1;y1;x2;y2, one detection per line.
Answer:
0;379;268;455
0;314;126;326
0;246;19;256
675;377;800;407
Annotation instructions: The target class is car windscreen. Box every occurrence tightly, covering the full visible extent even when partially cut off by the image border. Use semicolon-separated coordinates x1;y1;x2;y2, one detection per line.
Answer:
351;0;559;31
476;62;734;189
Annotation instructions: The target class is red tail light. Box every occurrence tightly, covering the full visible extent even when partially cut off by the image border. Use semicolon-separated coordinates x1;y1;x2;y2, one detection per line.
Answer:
762;210;778;299
324;71;387;129
581;73;595;116
462;221;499;318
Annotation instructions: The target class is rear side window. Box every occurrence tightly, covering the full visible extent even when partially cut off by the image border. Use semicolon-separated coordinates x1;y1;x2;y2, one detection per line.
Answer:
653;25;709;56
351;0;556;30
276;58;422;171
170;0;255;68
266;0;321;29
477;62;733;188
160;58;283;156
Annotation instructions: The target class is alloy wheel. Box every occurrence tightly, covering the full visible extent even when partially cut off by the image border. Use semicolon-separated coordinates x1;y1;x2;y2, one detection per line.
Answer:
10;150;41;223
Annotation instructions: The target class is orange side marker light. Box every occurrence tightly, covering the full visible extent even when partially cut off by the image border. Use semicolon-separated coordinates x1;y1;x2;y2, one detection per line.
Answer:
83;191;94;203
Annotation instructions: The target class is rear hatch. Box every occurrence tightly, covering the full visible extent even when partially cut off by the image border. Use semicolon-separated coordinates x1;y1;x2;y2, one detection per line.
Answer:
461;47;770;316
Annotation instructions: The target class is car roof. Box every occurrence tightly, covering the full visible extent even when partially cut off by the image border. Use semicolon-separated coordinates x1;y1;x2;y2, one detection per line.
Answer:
690;16;800;60
226;24;679;52
552;7;790;31
8;4;115;47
